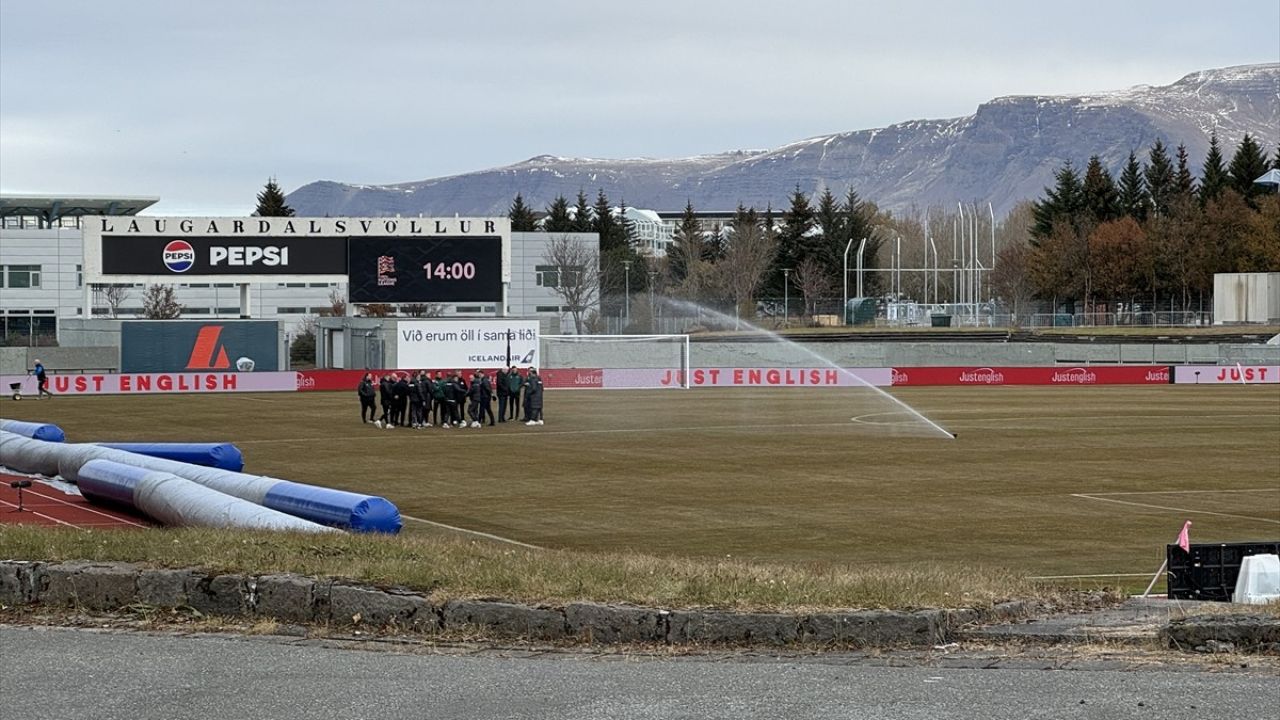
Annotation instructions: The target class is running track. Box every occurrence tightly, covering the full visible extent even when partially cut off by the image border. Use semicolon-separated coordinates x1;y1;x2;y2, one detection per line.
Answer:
0;472;151;529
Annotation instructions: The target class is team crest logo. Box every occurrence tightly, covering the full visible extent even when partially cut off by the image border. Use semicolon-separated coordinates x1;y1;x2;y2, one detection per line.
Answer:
163;240;195;272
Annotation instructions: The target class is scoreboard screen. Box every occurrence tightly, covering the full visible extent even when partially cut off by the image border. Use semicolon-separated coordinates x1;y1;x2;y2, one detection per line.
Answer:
347;236;503;304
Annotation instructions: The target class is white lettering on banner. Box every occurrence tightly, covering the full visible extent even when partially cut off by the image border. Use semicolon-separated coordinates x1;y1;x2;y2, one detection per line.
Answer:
959;368;1005;384
1051;367;1098;384
891;369;909;385
0;372;298;395
1172;365;1279;384
395;320;539;370
209;246;290;266
618;368;893;388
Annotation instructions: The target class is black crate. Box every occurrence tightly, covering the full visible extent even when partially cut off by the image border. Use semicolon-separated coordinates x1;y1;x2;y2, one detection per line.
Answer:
1166;541;1280;601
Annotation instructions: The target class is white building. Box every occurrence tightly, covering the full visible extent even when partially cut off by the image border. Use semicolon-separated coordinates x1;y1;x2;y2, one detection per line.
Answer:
0;194;600;342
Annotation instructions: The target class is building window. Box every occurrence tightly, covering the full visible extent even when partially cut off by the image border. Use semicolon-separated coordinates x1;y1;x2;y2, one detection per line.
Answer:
455;306;482;313
3;265;41;289
535;306;563;313
76;264;83;288
534;265;560;288
276;306;309;314
216;307;240;314
184;307;211;315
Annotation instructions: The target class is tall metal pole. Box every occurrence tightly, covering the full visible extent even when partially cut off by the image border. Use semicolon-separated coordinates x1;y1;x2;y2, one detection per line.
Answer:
856;238;867;298
842;238;853;326
783;268;791;327
929;238;939;306
623;260;631;326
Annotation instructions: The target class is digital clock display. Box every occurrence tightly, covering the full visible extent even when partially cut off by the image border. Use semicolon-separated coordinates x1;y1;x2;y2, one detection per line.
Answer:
348;236;502;303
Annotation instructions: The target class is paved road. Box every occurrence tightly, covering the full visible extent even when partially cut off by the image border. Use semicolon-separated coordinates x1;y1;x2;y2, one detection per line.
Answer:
2;625;1275;720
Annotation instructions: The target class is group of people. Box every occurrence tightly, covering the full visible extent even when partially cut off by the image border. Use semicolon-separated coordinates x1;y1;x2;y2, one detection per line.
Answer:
357;367;545;429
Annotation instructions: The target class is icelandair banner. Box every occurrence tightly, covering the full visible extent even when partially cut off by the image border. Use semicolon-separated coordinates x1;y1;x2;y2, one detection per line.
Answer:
395;319;539;370
1173;365;1278;384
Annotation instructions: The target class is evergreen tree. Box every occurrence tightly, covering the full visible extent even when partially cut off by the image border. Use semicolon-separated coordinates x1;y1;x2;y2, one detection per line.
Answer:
1173;144;1197;203
1117;152;1149;223
571;190;593;233
772;186;815;292
668;200;702;285
1144;139;1175;218
617;197;638;249
1032;161;1086;243
253;177;295;217
811;188;844;271
1081;155;1121;223
704;222;725;262
1272;145;1280;171
1199;132;1229;205
592;189;626;253
1228;133;1270;201
543;195;573;233
507;193;538;231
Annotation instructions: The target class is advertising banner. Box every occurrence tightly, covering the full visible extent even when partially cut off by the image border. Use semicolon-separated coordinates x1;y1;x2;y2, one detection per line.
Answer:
395;319;539;370
121;321;279;373
1172;365;1278;384
0;372;298;396
348;236;504;304
889;366;1173;386
101;236;348;277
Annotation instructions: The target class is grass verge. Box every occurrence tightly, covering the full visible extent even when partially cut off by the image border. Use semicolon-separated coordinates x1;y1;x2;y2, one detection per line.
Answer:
1;525;1049;612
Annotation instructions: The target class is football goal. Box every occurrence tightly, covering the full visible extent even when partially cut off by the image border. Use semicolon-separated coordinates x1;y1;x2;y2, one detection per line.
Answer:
541;334;691;389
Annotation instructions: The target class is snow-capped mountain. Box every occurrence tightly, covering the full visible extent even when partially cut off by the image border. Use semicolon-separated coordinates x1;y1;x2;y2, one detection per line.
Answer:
287;63;1279;218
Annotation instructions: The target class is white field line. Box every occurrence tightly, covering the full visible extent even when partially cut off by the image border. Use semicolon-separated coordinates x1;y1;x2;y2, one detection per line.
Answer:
1027;573;1155;579
233;421;866;444
1080;489;1280;496
1070;493;1280;525
0;498;77;527
401;514;542;550
22;486;151;528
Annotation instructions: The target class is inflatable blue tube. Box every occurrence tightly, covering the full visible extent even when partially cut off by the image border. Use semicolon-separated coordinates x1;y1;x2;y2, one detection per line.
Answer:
0;418;66;443
78;459;336;533
263;480;403;534
98;442;245;472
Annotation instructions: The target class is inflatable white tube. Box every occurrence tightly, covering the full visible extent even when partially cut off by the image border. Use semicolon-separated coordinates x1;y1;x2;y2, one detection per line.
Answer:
0;432;64;476
0;418;66;442
78;459;336;533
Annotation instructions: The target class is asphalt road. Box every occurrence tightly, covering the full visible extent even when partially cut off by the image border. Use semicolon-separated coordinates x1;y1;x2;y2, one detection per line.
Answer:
2;626;1275;720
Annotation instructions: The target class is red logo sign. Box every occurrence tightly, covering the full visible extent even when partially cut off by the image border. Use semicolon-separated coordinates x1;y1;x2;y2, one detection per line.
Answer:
186;325;231;370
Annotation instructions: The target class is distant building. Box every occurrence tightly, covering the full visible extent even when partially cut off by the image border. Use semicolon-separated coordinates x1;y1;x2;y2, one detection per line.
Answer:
0;194;599;343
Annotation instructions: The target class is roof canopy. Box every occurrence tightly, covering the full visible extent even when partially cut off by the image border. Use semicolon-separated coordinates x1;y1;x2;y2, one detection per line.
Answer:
0;193;159;224
1253;169;1280;187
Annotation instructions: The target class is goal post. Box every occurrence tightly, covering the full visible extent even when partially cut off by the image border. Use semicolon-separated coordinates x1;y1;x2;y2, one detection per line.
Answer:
541;334;690;389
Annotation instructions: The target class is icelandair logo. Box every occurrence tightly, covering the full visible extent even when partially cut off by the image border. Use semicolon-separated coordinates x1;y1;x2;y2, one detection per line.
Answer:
186;326;232;370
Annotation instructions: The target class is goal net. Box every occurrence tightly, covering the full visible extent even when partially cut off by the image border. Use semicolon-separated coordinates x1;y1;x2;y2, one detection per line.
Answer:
541;334;690;389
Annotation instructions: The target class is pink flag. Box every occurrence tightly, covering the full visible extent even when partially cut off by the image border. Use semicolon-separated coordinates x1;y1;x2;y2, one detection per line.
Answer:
1176;520;1192;552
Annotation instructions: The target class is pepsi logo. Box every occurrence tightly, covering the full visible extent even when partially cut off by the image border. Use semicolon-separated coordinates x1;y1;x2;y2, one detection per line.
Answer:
163;240;195;272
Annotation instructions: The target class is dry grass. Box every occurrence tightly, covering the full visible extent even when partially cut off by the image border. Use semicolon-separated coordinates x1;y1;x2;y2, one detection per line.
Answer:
2;384;1277;599
0;525;1036;611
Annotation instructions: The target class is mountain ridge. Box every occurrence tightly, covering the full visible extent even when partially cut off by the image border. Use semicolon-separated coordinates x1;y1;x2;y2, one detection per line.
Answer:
287;63;1279;218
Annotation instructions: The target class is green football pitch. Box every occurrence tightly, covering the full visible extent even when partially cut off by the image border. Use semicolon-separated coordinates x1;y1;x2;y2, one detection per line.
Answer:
5;384;1278;583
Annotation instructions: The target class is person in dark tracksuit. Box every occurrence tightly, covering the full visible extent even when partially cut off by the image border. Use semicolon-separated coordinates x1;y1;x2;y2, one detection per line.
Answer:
523;368;544;425
495;368;509;423
408;372;427;428
431;372;446;426
377;374;394;428
443;371;463;428
392;373;410;427
506;366;523;420
479;370;496;426
357;373;377;423
466;371;484;427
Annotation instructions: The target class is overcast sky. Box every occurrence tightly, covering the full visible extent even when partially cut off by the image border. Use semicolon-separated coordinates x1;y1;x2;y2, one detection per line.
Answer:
1;0;1277;215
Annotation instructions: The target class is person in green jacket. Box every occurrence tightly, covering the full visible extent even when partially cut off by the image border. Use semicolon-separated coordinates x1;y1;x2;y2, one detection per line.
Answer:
430;371;447;426
506;365;523;421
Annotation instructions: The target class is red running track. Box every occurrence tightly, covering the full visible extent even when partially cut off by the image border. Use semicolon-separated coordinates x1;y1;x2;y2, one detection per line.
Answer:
0;472;152;529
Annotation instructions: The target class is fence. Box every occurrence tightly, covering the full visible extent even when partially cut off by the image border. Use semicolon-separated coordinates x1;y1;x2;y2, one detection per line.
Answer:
1026;311;1213;329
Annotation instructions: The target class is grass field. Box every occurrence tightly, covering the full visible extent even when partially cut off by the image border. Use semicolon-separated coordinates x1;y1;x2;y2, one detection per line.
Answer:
3;383;1277;592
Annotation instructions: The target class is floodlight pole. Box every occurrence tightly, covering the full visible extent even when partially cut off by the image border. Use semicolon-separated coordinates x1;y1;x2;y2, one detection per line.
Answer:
842;238;853;326
855;237;867;299
623;260;632;326
783;268;791;327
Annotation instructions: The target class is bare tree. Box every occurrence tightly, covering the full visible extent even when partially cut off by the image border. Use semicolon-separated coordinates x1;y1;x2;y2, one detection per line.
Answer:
794;256;835;321
359;303;394;318
710;215;776;327
542;233;600;334
401;303;446;317
324;287;347;317
141;284;183;319
989;241;1036;325
95;284;131;318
